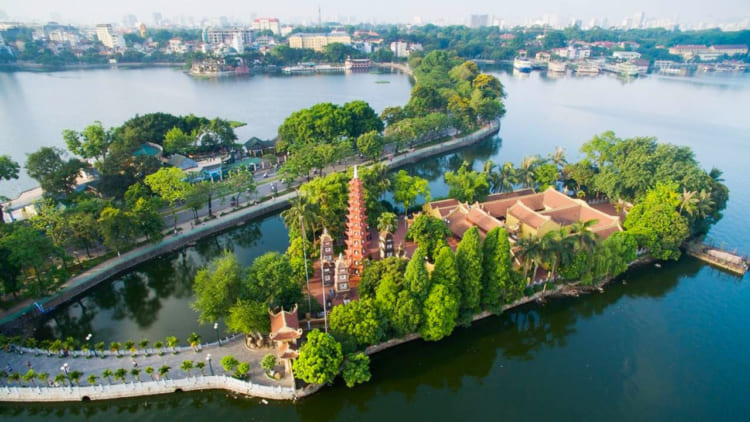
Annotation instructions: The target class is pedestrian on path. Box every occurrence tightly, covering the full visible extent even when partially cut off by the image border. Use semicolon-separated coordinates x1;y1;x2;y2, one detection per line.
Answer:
26;360;31;370
132;359;138;368
6;363;12;373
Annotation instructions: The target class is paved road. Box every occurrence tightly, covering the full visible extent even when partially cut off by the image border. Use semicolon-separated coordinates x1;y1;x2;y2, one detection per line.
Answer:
1;337;291;388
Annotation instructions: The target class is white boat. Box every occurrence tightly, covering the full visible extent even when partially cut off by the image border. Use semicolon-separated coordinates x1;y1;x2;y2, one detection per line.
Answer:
548;61;567;73
513;57;533;72
617;62;639;77
576;62;600;75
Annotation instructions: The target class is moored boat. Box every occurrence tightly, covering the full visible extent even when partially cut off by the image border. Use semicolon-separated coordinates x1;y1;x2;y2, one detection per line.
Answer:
548;61;567;73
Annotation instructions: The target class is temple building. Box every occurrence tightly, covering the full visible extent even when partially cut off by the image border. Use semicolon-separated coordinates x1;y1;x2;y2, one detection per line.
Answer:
425;187;623;240
317;166;370;295
268;305;303;374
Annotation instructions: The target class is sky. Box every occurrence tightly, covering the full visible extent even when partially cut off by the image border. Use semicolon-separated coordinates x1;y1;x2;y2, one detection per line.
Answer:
1;0;748;27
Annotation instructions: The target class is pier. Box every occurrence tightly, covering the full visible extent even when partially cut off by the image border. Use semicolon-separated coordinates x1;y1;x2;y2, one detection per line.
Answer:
685;241;748;276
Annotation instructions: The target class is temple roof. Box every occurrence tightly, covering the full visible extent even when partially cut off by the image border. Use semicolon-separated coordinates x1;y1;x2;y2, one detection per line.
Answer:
269;305;302;341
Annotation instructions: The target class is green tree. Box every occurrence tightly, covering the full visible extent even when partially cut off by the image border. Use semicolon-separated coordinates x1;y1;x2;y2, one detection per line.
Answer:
404;248;431;303
158;365;171;379
144;167;190;232
420;283;459;341
191;251;243;324
220;355;239;374
243;252;302;311
97;206;137;254
261;354;277;374
405;214;450;261
180;360;194;376
444;161;490;203
166;336;179;353
344;100;384;138
162;126;194;154
294;330;343;385
101;369;114;384
356;131;385;160
226;167;257;204
481;227;512;311
235;362;250;379
87;374;98;386
341;353;371;388
225;299;270;342
329;298;384;350
431;246;460;297
376;212;398;234
63;121;116;163
114;368;127;383
533;163;558;191
25;147;85;197
624;182;689;261
391;170;430;214
359;257;407;300
456;227;483;321
0;155;20;222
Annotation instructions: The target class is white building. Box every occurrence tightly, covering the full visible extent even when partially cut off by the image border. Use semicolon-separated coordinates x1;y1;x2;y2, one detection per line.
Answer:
96;24;125;50
252;18;281;35
612;51;641;60
231;32;244;53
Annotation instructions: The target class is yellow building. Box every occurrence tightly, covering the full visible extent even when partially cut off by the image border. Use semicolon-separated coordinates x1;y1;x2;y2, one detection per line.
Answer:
288;31;352;52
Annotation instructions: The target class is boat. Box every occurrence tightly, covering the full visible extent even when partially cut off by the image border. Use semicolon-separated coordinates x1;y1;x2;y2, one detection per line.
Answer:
548;61;567;73
575;62;600;75
190;58;249;77
513;57;533;72
617;62;639;77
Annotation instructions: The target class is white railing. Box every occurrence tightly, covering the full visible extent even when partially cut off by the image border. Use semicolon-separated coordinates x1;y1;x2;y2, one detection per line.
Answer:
1;375;296;402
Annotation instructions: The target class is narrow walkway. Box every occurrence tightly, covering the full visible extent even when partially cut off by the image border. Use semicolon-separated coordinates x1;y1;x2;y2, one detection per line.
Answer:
1;336;291;389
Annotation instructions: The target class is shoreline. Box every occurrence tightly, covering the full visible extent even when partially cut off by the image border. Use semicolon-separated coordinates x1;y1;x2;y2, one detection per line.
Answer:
0;121;500;330
0;62;185;73
0;254;648;403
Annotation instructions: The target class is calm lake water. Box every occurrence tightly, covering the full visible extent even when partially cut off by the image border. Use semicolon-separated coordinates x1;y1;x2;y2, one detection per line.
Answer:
3;68;750;421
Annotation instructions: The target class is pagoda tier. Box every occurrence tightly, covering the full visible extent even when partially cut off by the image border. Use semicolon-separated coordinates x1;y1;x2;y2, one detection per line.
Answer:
345;166;368;276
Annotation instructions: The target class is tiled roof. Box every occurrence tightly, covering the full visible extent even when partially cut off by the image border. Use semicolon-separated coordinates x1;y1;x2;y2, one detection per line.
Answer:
270;306;300;334
508;201;550;229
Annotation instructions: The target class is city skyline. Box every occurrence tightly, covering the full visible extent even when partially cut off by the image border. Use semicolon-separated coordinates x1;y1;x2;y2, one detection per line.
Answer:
2;0;749;28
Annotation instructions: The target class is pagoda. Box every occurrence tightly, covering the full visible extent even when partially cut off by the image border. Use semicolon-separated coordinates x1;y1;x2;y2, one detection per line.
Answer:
345;165;368;278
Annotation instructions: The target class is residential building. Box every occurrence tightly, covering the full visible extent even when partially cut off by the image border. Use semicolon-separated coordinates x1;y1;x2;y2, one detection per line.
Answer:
710;44;748;56
252;17;280;35
390;40;422;58
95;24;125;50
668;45;708;59
288;31;351;52
202;27;253;46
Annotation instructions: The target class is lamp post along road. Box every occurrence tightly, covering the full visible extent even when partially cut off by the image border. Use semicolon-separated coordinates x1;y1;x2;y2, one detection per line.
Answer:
206;354;214;376
214;322;221;347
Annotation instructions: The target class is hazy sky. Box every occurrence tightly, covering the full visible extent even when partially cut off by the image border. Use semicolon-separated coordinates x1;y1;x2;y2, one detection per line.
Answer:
2;0;748;26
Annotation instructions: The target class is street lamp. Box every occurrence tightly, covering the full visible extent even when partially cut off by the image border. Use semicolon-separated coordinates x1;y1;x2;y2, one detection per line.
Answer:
214;322;221;347
206;354;214;376
60;363;69;376
85;333;92;357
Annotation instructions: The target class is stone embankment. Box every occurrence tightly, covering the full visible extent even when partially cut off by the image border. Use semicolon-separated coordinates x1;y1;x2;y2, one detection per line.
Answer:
1;375;296;402
0;120;499;330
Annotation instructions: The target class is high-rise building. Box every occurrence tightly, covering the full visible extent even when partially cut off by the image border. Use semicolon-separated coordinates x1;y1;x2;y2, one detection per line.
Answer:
252;18;280;35
96;24;125;49
470;14;489;28
203;27;253;46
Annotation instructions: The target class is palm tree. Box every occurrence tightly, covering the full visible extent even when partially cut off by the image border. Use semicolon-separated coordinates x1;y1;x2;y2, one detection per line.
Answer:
187;333;201;352
145;366;155;380
63;336;77;353
69;370;83;386
518;156;540;189
678;188;698;216
124;340;136;356
549;147;567;183
130;368;141;381
53;373;66;387
165;336;179;354
139;339;150;356
154;341;164;356
158;365;171;380
376;212;398;233
94;342;105;358
49;339;63;357
110;342;121;357
196;361;206;376
37;372;49;386
483;160;501;193
87;374;98;386
567;220;599;252
8;372;21;386
695;190;715;219
102;369;114;384
497;161;519;192
540;229;573;281
22;369;36;386
281;194;322;239
181;360;194;377
516;235;543;283
114;368;127;383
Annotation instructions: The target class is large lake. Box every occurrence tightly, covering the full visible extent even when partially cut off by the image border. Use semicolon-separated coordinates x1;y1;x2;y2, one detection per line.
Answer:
2;68;750;421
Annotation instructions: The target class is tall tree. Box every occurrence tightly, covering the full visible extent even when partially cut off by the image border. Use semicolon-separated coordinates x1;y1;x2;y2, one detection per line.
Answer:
329;298;384;350
456;227;483;321
341;353;371;388
404;248;431;303
25;147;85;197
243;252;302;310
144;167;190;232
0;155;20;223
405;214;450;261
431;246;460;298
481;227;512;311
391;170;430;214
63;121;116;164
444;161;490;203
420;283;459;341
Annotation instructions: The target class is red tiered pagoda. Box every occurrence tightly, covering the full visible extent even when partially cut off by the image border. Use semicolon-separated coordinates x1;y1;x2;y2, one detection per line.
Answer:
345;165;368;279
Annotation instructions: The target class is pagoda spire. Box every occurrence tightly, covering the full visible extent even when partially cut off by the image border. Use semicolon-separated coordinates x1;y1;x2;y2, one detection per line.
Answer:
345;166;368;278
